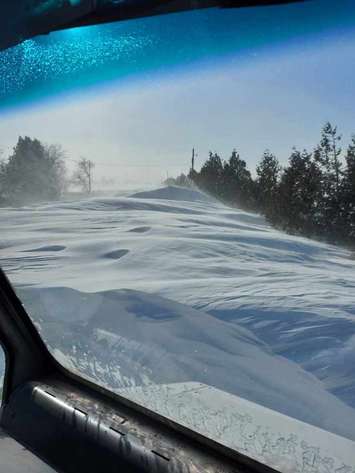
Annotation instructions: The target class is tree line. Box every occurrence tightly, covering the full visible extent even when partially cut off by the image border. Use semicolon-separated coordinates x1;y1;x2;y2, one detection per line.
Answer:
0;136;95;206
176;123;355;247
3;127;355;247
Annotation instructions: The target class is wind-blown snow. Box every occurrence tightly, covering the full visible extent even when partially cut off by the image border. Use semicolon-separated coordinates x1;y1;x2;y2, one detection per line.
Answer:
130;185;214;203
1;185;355;443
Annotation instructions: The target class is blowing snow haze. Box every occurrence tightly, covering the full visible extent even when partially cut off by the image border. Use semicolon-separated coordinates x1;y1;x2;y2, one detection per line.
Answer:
0;1;355;187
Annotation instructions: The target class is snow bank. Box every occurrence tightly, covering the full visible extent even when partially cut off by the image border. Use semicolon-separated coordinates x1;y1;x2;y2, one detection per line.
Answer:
130;185;214;203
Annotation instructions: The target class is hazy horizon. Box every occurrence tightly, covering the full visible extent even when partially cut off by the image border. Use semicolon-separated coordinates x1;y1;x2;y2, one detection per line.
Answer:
1;1;355;187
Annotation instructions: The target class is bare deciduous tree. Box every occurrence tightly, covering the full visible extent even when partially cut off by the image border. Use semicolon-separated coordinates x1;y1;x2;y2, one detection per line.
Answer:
72;158;94;194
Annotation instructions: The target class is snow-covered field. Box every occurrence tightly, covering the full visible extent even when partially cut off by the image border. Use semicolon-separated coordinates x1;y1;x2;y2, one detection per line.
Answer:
1;185;355;469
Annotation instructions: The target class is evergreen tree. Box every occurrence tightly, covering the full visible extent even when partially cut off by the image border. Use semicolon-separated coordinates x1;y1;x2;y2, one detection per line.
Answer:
314;122;343;195
255;150;280;221
343;136;355;240
1;136;67;205
221;150;254;209
277;149;322;235
198;152;224;196
314;122;344;236
181;124;355;247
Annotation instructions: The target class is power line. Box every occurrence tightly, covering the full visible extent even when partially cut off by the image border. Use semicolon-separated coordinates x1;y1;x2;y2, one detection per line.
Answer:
65;158;182;168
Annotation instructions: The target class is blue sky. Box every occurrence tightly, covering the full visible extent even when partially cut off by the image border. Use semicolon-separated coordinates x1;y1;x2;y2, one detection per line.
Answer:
0;0;355;187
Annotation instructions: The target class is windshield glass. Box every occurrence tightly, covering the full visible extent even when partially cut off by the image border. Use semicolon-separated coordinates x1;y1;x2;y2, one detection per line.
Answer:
1;1;355;471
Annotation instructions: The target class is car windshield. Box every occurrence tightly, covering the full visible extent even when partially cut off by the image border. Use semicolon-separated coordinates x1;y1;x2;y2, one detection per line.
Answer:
1;0;355;471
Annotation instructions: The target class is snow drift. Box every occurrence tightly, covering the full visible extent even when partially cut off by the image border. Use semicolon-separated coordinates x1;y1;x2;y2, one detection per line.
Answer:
1;185;355;442
130;185;214;203
19;286;355;441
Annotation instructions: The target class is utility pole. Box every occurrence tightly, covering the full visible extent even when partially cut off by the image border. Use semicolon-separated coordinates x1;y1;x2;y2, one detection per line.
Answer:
88;160;92;194
191;148;195;172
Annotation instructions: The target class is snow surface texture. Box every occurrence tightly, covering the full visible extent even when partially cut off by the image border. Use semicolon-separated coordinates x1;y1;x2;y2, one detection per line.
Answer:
1;186;355;445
